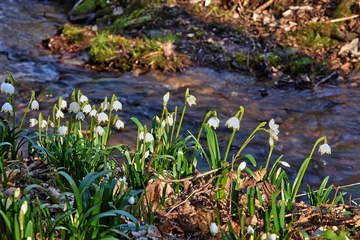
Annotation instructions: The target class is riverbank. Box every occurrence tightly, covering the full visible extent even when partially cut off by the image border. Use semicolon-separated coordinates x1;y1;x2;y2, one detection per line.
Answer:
43;0;360;90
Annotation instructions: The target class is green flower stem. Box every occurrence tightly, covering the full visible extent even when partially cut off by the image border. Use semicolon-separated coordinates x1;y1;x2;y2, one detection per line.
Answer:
265;143;274;171
104;94;117;147
223;128;237;165
291;136;327;202
233;123;266;168
175;104;186;141
19;91;35;131
267;154;284;178
190;110;214;169
169;106;177;145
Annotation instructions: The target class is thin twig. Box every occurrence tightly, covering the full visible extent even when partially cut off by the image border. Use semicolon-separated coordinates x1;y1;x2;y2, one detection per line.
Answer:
296;181;360;198
314;71;337;87
254;0;274;13
158;167;221;183
330;15;359;23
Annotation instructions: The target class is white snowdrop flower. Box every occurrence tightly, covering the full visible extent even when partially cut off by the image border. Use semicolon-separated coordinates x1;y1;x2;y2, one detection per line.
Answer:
31;100;39;110
269;119;279;141
112;100;122;111
247;226;254;235
75;111;85;121
101;101;110;110
40;120;47;129
1;102;12;113
89;109;97;117
1;82;14;95
209;222;218;236
205;0;211;6
80;95;88;103
163;92;170;105
97;112;108;123
225;117;240;130
58;126;68;135
121;176;126;182
82;104;92;114
186;95;196;106
69;102;80;113
55;110;64;119
29;118;38;127
95;126;105;136
60;100;67;110
144;151;150;158
319;143;331;155
161;120;166;128
207;117;220;129
128;196;135;205
49;121;54;128
115;119;124;129
239;161;246;170
166;114;174;126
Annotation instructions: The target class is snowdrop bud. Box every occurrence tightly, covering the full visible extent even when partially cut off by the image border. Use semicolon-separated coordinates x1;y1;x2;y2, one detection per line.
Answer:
225;117;240;130
280;161;290;168
163;92;170;105
209;222;218;235
112;100;122;111
69;102;80;113
166;114;174;126
239;161;246;170
186;95;196;106
97;112;108;123
31;100;39;110
20;201;28;214
80;95;88;103
121;176;126;182
29;118;38;127
128;196;135;205
95;126;105;136
14;188;21;198
161;120;166;128
55;110;64;119
1;102;12;113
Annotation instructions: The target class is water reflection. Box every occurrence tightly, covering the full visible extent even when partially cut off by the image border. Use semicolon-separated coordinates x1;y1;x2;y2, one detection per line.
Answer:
1;0;360;198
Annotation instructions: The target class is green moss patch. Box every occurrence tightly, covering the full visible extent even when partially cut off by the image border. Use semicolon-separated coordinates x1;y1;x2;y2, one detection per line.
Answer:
289;22;339;50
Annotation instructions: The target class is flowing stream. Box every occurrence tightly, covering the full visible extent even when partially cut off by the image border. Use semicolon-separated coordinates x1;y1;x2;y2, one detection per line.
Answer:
1;0;360;199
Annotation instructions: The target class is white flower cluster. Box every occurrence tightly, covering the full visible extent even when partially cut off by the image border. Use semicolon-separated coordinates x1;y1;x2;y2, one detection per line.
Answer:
1;81;15;113
26;91;125;138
